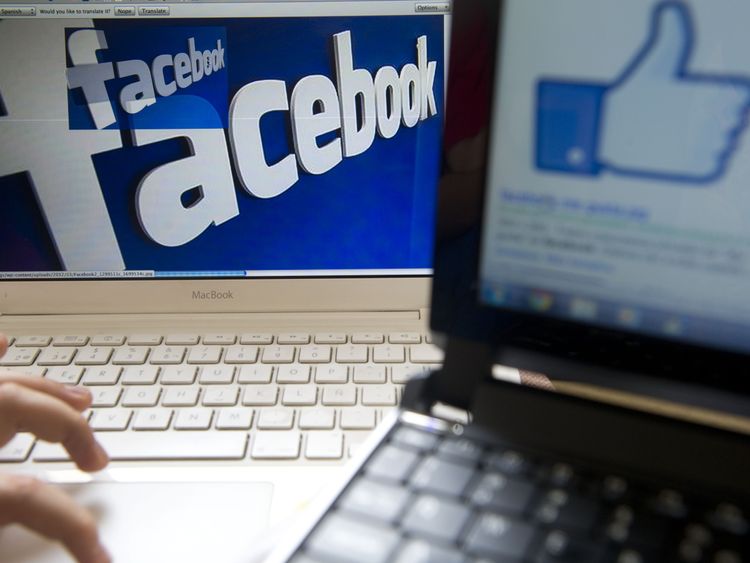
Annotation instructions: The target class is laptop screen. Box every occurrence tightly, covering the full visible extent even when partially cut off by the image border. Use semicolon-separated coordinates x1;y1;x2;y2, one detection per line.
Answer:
0;0;449;280
478;0;750;354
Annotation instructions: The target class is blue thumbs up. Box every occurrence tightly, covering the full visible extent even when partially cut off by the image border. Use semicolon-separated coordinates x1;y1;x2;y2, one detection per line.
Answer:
536;2;750;183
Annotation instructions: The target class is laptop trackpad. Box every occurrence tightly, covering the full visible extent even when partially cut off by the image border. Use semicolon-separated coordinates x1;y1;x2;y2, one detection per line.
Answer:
0;481;274;563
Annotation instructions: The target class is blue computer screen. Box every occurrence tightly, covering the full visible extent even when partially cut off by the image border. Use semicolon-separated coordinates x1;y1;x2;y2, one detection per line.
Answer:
0;8;445;278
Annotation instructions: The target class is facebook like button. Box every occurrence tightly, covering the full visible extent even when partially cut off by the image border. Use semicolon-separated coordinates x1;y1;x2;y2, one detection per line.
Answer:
535;1;750;185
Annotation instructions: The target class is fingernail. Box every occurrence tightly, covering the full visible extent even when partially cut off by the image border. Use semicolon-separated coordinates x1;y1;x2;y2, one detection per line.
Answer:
66;386;91;400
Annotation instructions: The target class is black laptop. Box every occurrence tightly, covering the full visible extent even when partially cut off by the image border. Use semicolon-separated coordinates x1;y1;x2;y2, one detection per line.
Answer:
266;0;750;561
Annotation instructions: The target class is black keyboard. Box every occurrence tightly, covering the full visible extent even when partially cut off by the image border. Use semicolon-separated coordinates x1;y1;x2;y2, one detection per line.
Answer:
290;417;749;563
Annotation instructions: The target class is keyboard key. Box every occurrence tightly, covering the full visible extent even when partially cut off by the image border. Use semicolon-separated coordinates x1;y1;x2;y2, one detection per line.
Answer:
242;386;278;406
257;409;295;429
534;529;604;563
122;386;161;407
366;444;420;483
282;385;317;406
52;335;88;346
649;491;688;524
322;386;356;406
239;333;273;345
45;366;83;385
361;387;396;406
150;346;186;365
0;347;39;366
160;365;197;384
336;345;368;363
339;477;411;523
353;365;386;384
95;431;246;460
202;386;239;406
534;489;600;532
299;408;336;430
202;333;236;345
277;365;311;383
305;513;399;563
391;426;440;452
601;476;629;502
112;347;149;365
37;348;76;366
75;347;114;366
121;366;159;385
468;472;536;515
392;540;463;563
299;345;332;363
224;345;259;364
127;334;162;346
401;494;472;543
90;410;132;431
486;448;532;475
372;345;405;363
174;408;213;430
351;333;384;344
314;333;347;344
261;346;296;364
388;332;422;344
410;455;476;497
4;366;46;377
215;408;253;430
251;431;300;459
31;442;72;462
14;336;51;347
409;344;444;363
340;408;376;430
162;387;200;407
305;432;343;459
187;346;223;365
132;408;172;430
278;333;310;344
708;503;748;536
90;335;126;347
0;433;35;462
199;365;235;384
438;436;484;464
165;334;200;345
464;512;535;559
90;387;122;407
392;364;425;384
315;365;348;383
238;365;273;383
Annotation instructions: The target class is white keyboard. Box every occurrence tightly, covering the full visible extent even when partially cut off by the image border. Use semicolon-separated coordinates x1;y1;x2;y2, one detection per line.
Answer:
0;332;443;463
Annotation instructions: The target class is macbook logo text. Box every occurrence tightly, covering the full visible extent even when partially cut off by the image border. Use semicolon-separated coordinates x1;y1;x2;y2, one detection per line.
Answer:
192;290;234;300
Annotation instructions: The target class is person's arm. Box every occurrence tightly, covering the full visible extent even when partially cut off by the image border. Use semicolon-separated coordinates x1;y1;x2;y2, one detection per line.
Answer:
0;334;111;563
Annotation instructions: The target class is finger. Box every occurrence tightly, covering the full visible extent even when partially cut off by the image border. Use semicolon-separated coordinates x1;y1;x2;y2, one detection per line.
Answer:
0;474;110;563
0;334;7;357
0;372;92;411
0;384;108;471
636;2;692;78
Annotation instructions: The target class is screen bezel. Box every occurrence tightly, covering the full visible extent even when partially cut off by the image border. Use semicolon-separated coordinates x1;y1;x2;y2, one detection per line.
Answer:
430;0;750;399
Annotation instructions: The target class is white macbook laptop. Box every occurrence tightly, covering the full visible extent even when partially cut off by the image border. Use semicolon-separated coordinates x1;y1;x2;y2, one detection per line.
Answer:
0;0;451;560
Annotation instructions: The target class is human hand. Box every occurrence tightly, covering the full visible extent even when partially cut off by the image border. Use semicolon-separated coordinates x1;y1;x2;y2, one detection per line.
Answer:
0;333;111;563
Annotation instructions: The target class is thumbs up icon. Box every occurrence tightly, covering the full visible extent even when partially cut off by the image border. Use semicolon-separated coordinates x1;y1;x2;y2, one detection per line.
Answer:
535;2;750;183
